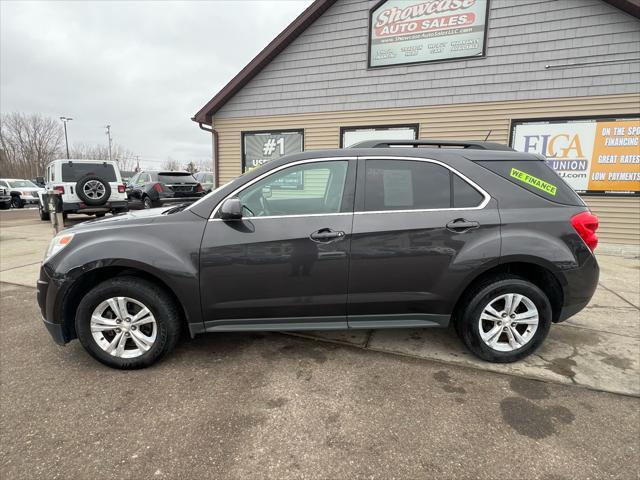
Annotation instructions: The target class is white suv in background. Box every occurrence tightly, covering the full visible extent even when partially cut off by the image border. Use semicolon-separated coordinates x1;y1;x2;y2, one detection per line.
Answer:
0;178;45;208
38;159;128;220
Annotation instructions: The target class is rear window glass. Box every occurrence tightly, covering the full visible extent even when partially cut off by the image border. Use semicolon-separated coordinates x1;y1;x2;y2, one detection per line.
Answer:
61;163;117;182
477;160;584;205
158;173;196;183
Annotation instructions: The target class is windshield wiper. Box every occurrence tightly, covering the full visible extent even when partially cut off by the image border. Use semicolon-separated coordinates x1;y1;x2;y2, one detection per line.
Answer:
162;203;189;215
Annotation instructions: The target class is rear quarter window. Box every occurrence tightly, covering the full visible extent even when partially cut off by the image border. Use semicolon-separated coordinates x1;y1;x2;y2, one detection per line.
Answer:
477;160;584;206
61;163;117;182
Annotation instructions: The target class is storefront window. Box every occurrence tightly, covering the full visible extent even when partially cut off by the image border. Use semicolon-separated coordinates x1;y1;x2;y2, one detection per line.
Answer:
340;124;418;148
242;130;304;174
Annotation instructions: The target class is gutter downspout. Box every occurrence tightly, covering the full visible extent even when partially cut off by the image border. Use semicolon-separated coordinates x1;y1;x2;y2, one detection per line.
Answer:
197;121;219;188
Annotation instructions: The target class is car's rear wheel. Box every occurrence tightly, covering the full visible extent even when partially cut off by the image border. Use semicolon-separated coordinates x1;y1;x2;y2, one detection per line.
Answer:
75;277;181;369
455;275;552;363
143;196;153;209
95;213;106;218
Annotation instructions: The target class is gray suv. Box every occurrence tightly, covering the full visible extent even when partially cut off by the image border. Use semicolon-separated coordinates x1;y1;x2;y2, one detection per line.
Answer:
37;140;599;369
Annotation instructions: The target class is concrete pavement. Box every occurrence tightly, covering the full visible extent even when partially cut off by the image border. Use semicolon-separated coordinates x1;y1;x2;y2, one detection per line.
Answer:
1;208;638;396
1;282;639;479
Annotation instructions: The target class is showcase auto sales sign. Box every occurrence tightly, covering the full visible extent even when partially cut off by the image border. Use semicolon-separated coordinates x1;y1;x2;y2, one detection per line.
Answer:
369;0;488;67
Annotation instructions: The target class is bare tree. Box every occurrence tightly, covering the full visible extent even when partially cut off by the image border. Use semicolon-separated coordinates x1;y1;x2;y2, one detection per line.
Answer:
162;157;181;171
184;161;199;174
70;143;137;172
0;113;64;178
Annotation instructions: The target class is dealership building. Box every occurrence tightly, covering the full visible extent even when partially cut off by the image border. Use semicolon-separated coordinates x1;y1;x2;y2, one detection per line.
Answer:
193;0;640;247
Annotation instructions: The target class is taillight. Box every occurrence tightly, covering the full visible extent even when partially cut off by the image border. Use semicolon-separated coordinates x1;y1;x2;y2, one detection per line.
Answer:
152;183;163;193
117;185;125;193
53;186;65;195
196;183;203;193
571;211;599;251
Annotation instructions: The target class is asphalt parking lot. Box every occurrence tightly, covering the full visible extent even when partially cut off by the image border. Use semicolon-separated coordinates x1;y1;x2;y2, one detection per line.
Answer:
1;208;639;479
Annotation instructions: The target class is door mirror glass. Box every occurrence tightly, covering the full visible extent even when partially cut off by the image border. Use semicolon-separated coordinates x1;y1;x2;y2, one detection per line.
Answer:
220;197;243;220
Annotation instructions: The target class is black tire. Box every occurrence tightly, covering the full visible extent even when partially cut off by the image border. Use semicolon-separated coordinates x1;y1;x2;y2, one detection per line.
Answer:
0;201;10;210
112;207;129;215
38;202;50;221
143;196;153;209
11;196;24;208
76;176;111;206
454;275;552;363
75;277;181;369
95;213;106;218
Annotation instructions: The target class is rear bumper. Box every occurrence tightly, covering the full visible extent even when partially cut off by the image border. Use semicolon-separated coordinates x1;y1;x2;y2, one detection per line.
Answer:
62;200;128;213
556;253;599;322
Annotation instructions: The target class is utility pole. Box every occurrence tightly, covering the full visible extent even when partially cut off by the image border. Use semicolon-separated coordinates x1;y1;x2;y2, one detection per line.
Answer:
105;125;113;161
59;117;73;159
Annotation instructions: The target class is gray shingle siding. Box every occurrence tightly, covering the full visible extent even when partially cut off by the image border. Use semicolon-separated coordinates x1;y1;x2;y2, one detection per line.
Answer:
216;0;640;119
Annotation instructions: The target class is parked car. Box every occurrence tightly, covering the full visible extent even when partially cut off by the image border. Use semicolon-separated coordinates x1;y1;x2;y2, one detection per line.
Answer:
126;170;205;209
0;185;11;210
31;176;46;188
0;178;45;208
38;139;599;369
194;171;215;193
38;159;128;220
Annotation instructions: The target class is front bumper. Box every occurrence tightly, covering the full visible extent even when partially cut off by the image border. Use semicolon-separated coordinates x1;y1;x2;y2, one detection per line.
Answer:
37;266;72;345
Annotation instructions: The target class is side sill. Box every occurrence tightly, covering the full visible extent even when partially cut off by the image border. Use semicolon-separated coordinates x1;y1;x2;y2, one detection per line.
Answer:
347;313;450;329
203;316;348;333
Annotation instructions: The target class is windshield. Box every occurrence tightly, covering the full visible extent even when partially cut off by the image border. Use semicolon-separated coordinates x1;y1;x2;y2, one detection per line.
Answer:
8;180;38;188
184;181;230;212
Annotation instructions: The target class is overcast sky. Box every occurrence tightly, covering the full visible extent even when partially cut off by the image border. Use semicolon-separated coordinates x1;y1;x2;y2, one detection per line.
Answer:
0;0;312;168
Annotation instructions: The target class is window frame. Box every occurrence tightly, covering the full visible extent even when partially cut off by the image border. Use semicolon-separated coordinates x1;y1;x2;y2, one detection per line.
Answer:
354;156;490;214
340;124;419;148
211;157;357;220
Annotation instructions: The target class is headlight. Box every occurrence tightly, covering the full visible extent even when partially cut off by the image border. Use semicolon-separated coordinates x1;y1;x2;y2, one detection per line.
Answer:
44;233;74;262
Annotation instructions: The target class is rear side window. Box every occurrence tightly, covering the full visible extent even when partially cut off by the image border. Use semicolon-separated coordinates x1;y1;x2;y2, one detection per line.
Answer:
61;163;117;182
477;160;584;205
363;159;485;211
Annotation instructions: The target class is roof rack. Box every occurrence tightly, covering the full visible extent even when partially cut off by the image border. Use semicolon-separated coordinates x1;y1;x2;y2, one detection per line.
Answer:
349;139;514;151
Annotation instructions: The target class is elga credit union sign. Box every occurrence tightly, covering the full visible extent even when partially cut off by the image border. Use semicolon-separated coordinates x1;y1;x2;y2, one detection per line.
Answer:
511;118;640;195
369;0;489;67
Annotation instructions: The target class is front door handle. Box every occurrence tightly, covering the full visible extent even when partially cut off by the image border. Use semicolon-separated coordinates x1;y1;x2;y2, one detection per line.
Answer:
446;218;480;232
310;228;346;242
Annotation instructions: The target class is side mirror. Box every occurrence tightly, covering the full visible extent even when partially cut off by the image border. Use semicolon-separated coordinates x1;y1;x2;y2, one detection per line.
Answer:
219;197;243;220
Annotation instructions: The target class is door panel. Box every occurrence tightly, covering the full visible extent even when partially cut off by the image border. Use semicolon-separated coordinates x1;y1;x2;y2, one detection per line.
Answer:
200;215;352;328
199;158;356;330
347;157;500;327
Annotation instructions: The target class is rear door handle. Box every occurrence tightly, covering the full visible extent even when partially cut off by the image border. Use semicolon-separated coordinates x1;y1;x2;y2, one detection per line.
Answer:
446;218;480;232
310;228;346;242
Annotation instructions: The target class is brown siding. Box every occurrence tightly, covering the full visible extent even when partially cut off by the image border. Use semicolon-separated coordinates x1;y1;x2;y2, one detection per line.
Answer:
213;93;640;245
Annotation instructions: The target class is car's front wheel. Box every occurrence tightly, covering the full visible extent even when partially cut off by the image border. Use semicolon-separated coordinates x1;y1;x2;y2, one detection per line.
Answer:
75;277;181;369
38;202;50;221
455;275;552;363
11;196;24;208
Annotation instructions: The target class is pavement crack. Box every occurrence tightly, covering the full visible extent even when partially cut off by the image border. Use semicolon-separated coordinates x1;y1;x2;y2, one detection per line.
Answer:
0;261;42;272
598;282;639;310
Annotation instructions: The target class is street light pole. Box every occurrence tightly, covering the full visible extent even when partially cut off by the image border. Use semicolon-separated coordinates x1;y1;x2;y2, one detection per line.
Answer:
105;125;112;161
59;117;73;159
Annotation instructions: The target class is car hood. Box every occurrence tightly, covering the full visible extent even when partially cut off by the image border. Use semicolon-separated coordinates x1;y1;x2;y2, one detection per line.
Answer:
68;206;186;232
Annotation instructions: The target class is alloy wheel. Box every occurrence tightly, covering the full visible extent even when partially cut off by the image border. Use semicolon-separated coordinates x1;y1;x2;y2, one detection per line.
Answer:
90;297;157;358
478;293;539;352
83;180;106;200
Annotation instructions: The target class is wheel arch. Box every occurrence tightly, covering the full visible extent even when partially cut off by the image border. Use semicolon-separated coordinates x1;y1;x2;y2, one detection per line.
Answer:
60;262;198;341
452;259;565;324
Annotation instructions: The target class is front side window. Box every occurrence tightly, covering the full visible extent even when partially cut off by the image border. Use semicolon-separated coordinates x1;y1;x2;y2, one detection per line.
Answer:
238;161;349;217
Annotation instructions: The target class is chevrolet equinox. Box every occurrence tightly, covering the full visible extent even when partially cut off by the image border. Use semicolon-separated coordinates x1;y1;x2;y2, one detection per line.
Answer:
38;140;600;369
